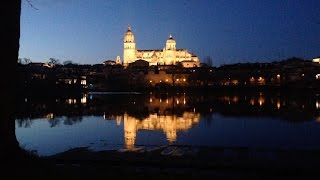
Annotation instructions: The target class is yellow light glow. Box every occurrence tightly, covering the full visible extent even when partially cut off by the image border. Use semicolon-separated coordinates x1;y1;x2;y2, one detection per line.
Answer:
46;113;54;119
259;97;265;106
183;78;186;81
149;80;152;83
149;98;153;103
316;101;320;109
277;100;281;109
176;99;179;104
176;79;179;81
81;96;87;104
160;80;162;83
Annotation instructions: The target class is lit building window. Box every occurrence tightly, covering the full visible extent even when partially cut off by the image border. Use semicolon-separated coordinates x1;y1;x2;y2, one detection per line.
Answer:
81;80;86;85
81;95;87;104
276;74;280;79
176;79;179;82
183;78;186;82
149;80;152;83
165;79;169;82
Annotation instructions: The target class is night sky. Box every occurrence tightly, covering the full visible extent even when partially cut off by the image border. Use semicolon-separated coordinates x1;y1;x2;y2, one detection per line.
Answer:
19;0;320;67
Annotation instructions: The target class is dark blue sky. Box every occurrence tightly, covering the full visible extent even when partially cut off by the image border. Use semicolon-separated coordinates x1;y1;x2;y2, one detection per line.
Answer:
19;0;320;66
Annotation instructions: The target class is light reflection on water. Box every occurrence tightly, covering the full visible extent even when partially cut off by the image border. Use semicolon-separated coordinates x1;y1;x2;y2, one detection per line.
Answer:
15;92;320;156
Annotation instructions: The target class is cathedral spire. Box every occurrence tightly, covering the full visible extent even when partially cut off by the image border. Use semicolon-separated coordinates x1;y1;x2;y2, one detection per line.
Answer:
128;24;131;31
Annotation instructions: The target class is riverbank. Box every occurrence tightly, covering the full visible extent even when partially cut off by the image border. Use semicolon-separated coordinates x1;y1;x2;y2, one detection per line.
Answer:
8;145;319;179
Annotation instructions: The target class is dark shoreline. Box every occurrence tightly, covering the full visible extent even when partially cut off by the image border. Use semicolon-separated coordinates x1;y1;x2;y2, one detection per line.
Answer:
11;144;320;178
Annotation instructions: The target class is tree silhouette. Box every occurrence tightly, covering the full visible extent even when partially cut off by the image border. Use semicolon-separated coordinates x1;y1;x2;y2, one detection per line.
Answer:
0;0;22;162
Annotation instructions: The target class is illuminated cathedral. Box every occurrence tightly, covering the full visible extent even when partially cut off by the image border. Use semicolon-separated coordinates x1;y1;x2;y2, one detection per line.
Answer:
123;26;200;67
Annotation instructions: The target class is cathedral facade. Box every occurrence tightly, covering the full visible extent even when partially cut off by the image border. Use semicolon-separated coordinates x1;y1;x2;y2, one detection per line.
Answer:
123;26;200;67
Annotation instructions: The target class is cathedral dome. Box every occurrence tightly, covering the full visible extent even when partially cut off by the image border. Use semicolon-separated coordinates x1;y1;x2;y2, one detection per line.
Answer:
124;26;135;43
165;34;176;50
166;34;176;43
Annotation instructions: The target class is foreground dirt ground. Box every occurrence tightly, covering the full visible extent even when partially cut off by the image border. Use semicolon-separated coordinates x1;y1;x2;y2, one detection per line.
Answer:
6;145;320;179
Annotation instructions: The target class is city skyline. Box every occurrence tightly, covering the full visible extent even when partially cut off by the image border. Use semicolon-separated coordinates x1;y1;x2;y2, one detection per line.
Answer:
19;0;320;66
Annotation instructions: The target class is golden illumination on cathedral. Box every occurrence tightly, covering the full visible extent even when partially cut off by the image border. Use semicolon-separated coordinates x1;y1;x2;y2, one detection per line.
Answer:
122;112;200;150
122;26;200;67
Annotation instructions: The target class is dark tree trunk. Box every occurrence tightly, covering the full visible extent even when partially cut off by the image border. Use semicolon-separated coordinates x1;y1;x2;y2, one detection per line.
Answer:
0;1;22;161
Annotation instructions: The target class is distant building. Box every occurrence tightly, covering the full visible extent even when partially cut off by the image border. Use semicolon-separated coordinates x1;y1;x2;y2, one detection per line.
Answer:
313;57;320;64
123;26;200;67
103;60;116;66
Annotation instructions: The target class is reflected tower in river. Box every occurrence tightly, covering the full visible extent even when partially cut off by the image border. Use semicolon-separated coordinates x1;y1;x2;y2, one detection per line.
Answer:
122;112;200;150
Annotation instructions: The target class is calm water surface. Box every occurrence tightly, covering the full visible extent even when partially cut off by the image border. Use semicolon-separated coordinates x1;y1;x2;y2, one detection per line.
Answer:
15;92;320;156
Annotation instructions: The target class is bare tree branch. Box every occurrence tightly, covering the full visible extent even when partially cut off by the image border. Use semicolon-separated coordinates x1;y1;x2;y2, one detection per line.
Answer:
25;0;38;10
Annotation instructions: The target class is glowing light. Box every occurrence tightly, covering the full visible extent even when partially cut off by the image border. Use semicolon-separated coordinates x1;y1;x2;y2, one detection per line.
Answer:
183;98;186;105
302;73;305;77
176;79;179;82
24;98;27;103
232;96;239;103
133;101;136;104
250;98;255;106
160;80;162;83
160;98;162;103
183;78;186;82
316;101;320;109
166;99;169;104
277;100;281;109
81;96;87;104
165;79;169;82
176;99;179;104
46;113;54;119
259;97;265;106
276;74;280;79
81;79;86;85
149;80;152;83
316;74;320;79
149;98;153;103
193;108;196;112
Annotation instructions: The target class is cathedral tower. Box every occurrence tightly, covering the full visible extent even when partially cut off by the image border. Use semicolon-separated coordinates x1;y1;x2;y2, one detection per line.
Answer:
123;25;136;66
164;34;177;64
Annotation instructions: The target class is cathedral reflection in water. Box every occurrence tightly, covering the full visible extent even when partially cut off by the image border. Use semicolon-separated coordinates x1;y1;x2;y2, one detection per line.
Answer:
104;95;200;150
